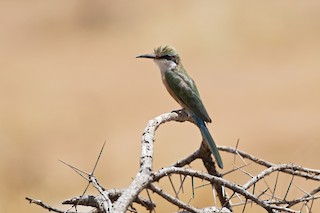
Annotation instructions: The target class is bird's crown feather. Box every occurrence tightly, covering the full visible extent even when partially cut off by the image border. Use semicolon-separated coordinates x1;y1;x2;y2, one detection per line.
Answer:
154;46;180;64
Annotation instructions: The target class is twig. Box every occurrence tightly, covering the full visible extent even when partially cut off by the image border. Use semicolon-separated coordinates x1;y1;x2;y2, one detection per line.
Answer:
219;146;320;181
26;197;69;213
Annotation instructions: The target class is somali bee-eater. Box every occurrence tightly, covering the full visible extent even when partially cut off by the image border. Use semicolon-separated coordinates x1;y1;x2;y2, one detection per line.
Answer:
136;46;223;169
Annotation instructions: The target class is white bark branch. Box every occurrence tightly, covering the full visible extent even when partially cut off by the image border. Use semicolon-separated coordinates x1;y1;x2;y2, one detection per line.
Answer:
26;111;320;213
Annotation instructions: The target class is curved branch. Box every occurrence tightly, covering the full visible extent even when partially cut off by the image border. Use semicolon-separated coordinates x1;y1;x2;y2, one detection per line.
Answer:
219;146;320;181
152;167;273;212
148;183;232;213
242;164;296;190
113;111;191;212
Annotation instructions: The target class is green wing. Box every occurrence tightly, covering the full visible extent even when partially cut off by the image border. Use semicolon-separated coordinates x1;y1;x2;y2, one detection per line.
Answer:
165;70;212;123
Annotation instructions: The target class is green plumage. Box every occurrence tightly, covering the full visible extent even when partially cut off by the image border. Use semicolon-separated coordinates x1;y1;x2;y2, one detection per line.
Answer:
164;68;212;123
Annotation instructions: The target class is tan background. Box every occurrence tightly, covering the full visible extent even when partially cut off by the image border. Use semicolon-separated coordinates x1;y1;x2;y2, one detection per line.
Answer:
1;1;319;212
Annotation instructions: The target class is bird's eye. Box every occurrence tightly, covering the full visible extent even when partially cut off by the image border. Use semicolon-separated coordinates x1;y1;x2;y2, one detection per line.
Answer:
162;55;177;63
162;55;172;61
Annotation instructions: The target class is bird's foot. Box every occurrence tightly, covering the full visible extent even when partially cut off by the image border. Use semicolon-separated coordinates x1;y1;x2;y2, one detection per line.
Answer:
171;109;189;117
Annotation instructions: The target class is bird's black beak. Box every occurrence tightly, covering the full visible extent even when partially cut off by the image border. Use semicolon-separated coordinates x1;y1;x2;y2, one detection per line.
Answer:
136;53;156;59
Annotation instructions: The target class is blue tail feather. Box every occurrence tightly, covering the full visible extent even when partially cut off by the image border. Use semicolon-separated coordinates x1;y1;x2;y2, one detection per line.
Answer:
192;115;223;169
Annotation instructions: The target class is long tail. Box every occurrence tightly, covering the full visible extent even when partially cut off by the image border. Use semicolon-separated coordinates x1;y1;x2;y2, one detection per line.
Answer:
193;115;223;169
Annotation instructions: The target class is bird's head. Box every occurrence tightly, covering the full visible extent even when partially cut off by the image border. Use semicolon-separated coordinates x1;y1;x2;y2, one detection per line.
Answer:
136;46;181;72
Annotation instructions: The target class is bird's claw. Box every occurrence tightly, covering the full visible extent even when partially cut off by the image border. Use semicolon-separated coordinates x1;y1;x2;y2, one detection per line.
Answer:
171;109;189;117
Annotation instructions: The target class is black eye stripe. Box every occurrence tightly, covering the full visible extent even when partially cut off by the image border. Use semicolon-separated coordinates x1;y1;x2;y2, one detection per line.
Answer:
161;55;177;63
162;55;172;60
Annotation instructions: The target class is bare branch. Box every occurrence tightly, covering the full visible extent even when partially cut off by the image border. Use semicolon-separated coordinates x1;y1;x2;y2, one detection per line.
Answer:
26;111;320;213
113;111;191;212
26;197;69;213
153;167;274;211
219;146;320;181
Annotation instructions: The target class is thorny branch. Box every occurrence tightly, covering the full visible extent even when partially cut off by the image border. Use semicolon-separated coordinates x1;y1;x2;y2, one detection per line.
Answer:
26;111;320;213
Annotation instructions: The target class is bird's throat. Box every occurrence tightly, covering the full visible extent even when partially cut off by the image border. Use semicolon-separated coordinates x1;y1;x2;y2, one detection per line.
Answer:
154;60;177;75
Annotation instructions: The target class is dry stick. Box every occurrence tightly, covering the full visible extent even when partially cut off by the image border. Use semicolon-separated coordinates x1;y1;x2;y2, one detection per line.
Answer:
90;175;112;211
26;197;69;213
266;186;320;208
155;167;308;213
152;167;273;212
148;184;232;213
219;146;320;181
148;183;201;213
243;164;300;190
283;174;295;201
113;111;191;212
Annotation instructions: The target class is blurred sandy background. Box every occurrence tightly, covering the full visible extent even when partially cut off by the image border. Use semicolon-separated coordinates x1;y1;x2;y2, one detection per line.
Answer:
1;1;319;212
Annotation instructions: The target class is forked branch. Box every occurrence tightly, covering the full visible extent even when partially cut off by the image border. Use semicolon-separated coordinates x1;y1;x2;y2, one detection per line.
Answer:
26;111;320;213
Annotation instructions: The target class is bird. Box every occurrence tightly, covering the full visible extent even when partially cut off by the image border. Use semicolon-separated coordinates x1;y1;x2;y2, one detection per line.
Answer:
136;46;223;169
